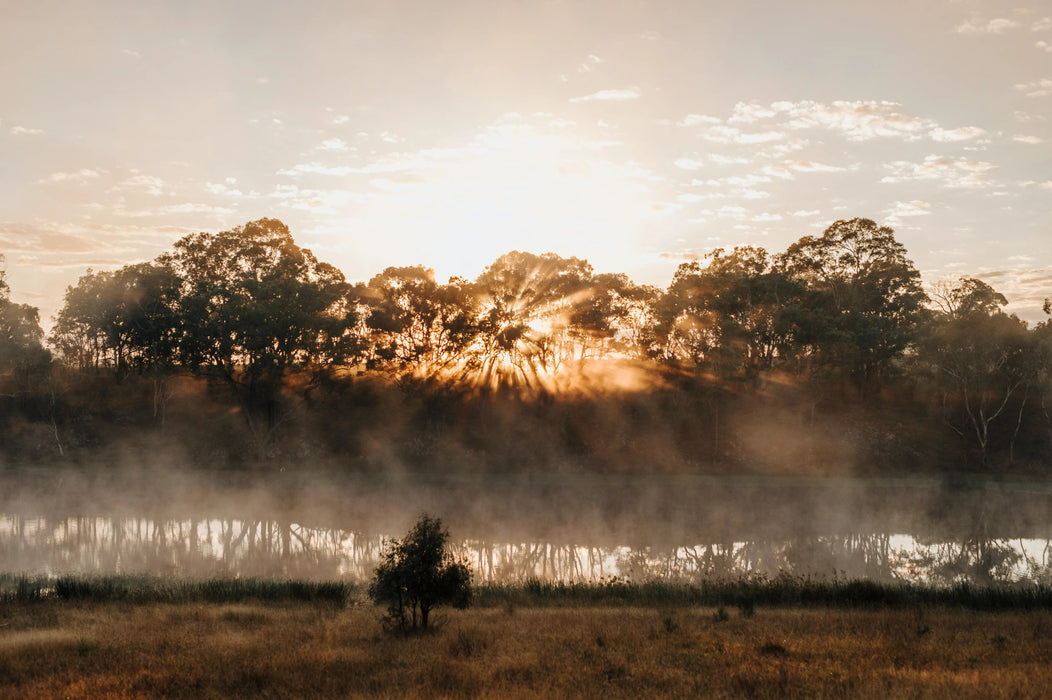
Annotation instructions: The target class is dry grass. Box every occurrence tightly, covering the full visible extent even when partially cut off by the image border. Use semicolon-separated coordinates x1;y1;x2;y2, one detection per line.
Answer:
1;600;1050;698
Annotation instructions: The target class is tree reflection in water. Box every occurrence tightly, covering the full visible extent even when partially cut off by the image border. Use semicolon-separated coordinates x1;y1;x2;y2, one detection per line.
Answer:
2;513;1049;585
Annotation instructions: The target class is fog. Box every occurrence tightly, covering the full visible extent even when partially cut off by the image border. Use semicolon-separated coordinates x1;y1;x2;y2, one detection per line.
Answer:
3;468;1050;586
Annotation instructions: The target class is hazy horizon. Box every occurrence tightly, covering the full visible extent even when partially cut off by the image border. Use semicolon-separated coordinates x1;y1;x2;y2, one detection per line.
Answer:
2;0;1050;325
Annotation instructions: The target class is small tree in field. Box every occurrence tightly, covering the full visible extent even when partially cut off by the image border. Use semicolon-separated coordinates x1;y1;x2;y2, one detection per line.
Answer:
368;514;471;632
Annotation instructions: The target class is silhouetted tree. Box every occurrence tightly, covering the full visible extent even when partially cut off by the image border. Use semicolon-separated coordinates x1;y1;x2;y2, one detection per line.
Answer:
471;251;592;387
368;514;471;632
655;247;799;377
361;266;479;376
919;278;1039;465
167;218;358;436
777;218;927;393
0;259;50;399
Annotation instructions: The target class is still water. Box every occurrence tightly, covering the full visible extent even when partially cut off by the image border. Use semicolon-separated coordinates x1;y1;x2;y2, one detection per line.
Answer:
2;470;1050;585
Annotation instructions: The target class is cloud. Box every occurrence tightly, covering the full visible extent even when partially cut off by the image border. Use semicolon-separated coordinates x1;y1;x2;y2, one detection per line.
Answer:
577;54;604;73
317;138;351;152
109;173;166;196
761;160;845;179
121;48;141;59
0;223;101;254
673;157;705;170
277;162;354;177
10;126;44;136
700;125;784;144
677;113;720;127
1013;110;1046;122
1038;40;1052;52
38;168;105;184
930;126;986;142
205;179;246;197
1013;134;1044;144
955;17;1021;35
793;210;821;217
268;184;367;213
725;100;942;142
706;154;749;166
113;202;237;218
884;200;932;224
728;102;778;124
776;100;934;141
570;87;641;103
881;155;997;189
1015;78;1052;97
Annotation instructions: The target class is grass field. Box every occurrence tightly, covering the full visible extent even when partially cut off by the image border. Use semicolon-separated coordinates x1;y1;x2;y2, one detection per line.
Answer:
2;581;1051;698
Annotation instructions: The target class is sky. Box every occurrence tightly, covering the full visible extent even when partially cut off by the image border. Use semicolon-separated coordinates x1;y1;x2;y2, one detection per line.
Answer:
2;0;1051;327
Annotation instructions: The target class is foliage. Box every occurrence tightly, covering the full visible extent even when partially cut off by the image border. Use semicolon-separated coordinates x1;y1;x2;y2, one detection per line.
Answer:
919;276;1041;464
777;218;928;391
20;216;1052;469
369;514;472;631
168;218;358;421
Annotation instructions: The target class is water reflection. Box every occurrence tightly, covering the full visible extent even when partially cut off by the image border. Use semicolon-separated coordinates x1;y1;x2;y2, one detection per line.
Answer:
2;472;1050;585
2;514;1049;585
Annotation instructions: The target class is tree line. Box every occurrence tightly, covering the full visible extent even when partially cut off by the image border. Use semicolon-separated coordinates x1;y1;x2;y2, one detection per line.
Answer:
2;217;1051;470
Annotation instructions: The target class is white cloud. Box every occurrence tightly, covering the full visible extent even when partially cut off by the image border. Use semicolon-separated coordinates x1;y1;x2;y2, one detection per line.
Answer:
955;17;1021;35
702;125;741;143
673;157;705;170
113;202;236;218
776;100;934;141
881;155;997;189
1015;78;1052;97
930;126;986;142
160;203;236;215
728;102;778;124
38;168;104;184
1013;110;1046;122
277;162;354;177
1013;134;1044;144
726;100;946;142
1038;40;1052;52
677;113;720;127
761;160;845;179
121;48;141;59
318;138;351;152
751;212;782;222
577;54;604;73
1033;17;1052;32
793;210;821;217
885;200;932;224
109;173;165;196
10;126;44;136
570;87;641;103
706;154;749;166
205;180;246;197
734;130;785;144
716;205;748;219
1040;181;1052;190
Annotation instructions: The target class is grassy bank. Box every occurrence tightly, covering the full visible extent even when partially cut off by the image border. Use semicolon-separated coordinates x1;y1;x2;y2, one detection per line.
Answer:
5;574;1052;610
2;596;1050;698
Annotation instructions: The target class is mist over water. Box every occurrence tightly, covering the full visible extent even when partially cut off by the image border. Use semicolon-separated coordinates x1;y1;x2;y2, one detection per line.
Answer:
2;469;1049;586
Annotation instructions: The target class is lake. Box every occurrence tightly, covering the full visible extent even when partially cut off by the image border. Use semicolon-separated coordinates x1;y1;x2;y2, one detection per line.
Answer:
2;469;1050;585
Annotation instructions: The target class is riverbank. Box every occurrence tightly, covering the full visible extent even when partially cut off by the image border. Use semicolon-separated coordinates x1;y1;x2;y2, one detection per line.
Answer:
2;594;1050;698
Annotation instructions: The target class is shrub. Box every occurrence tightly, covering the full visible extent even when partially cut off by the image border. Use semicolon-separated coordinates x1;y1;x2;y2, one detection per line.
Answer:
368;514;471;632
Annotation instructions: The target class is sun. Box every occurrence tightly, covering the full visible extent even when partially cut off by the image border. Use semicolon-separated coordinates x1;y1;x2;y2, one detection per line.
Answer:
349;117;657;287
